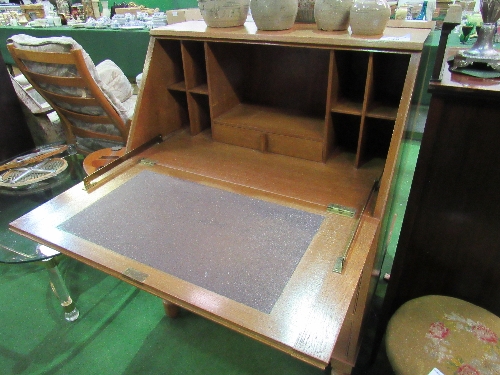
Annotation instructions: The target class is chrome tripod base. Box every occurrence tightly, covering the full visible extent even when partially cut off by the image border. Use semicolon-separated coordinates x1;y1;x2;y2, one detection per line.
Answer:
454;50;500;71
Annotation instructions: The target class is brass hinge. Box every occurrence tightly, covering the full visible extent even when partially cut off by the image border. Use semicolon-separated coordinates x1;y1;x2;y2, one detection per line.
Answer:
139;158;157;166
326;203;356;218
332;256;345;274
122;268;149;283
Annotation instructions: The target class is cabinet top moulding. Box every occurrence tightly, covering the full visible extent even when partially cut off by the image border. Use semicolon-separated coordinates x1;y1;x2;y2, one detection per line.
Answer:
150;21;431;52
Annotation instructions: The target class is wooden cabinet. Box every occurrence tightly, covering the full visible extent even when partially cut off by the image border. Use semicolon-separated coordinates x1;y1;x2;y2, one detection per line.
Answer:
382;47;500;322
11;22;431;373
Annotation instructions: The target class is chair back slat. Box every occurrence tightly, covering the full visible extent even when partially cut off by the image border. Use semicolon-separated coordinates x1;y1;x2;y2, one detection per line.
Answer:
9;48;78;65
27;71;88;88
71;125;125;143
40;89;101;107
57;107;114;124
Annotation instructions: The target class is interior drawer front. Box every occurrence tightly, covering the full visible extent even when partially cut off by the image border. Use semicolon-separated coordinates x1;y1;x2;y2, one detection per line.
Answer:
212;122;264;151
267;133;324;162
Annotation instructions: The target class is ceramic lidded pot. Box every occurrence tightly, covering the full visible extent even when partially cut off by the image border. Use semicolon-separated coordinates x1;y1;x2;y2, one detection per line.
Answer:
349;0;390;36
198;0;250;28
296;0;315;23
314;0;353;31
250;0;299;31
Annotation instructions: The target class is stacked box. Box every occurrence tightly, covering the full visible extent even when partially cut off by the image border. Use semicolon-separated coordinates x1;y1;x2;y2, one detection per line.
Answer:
166;9;185;24
20;4;45;20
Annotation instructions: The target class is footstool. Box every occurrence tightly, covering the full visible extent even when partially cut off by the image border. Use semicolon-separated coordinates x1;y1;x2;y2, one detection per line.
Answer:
386;295;500;375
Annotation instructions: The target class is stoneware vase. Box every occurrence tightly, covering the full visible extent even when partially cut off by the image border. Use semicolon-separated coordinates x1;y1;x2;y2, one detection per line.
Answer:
314;0;353;31
349;0;391;36
296;0;315;23
250;0;299;31
198;0;250;28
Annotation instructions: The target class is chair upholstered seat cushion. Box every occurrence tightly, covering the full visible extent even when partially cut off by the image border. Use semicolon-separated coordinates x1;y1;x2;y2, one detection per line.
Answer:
122;94;137;121
95;59;137;121
95;59;133;104
386;295;500;375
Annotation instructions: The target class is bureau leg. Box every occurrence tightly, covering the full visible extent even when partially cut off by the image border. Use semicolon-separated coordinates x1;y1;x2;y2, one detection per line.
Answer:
163;300;180;318
329;360;352;375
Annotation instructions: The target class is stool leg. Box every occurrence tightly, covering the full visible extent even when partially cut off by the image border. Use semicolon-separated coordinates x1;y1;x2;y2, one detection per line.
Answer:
43;258;79;322
163;300;180;318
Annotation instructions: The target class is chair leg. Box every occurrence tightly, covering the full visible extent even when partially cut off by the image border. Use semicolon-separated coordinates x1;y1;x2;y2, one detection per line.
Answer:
163;300;180;318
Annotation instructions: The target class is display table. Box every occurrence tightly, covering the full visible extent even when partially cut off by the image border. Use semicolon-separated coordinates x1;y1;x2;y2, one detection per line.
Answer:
0;26;149;79
0;151;86;320
0;152;85;262
10;21;432;373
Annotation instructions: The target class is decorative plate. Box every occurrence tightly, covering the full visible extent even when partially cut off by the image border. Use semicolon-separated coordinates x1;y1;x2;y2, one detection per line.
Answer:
0;145;68;172
0;158;68;188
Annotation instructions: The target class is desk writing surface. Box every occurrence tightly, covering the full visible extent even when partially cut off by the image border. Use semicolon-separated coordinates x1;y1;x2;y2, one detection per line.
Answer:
10;131;381;368
58;170;325;314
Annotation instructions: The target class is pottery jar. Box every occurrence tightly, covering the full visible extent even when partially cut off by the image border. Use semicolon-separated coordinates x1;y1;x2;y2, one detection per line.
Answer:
314;0;353;31
198;0;250;28
349;0;390;36
82;0;95;19
296;0;315;23
250;0;299;31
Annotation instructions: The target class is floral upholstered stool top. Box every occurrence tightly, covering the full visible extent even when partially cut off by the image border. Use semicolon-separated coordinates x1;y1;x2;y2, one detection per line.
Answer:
386;295;500;375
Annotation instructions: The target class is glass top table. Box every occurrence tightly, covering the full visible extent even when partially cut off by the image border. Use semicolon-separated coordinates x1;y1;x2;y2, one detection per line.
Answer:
0;150;86;320
0;151;85;262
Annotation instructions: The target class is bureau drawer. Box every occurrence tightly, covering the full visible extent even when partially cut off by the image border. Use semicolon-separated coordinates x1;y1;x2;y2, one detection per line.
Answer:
212;122;265;152
267;133;324;162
